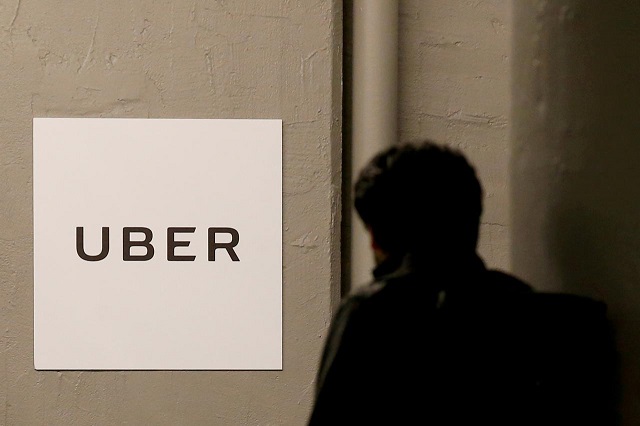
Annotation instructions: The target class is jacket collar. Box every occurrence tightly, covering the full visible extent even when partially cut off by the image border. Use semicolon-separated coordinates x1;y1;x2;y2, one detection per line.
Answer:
373;251;487;284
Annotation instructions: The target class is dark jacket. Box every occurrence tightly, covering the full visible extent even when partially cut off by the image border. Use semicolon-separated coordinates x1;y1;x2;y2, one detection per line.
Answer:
308;254;618;425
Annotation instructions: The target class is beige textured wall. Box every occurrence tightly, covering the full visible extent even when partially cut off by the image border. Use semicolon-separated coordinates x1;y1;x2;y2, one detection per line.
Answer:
0;0;341;424
398;0;512;271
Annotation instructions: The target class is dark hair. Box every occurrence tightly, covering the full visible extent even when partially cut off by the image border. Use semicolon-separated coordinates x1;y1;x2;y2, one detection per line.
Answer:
354;140;483;256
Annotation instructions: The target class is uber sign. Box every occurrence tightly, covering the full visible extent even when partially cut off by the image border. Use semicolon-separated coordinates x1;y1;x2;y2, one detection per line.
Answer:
33;118;282;370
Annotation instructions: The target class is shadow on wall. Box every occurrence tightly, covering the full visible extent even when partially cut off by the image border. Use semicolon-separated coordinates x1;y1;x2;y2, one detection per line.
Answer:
543;1;640;423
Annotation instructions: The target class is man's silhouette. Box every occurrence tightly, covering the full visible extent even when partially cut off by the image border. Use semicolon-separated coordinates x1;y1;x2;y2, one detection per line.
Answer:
308;141;617;425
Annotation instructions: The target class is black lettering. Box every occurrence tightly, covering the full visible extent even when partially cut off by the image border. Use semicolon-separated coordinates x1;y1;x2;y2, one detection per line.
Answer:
208;227;240;261
76;227;109;261
167;227;196;261
123;227;154;261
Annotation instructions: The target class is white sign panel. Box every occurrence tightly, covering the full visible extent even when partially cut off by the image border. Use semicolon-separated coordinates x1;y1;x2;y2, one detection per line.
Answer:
33;118;282;370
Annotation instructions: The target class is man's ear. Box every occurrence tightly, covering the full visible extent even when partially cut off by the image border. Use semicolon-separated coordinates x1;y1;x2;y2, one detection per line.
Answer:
369;229;382;252
367;226;388;263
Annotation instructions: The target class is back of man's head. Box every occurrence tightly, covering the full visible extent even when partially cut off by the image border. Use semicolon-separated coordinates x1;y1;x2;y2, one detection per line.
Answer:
354;140;483;258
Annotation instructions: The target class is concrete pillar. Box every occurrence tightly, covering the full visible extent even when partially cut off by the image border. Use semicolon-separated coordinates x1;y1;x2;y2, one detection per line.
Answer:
512;1;640;422
350;0;398;288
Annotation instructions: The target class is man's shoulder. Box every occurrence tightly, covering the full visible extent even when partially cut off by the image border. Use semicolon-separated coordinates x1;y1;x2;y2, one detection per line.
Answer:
345;274;427;308
483;269;533;294
333;281;390;323
349;268;532;301
482;270;607;315
349;279;388;300
344;268;524;303
462;270;608;321
343;268;608;321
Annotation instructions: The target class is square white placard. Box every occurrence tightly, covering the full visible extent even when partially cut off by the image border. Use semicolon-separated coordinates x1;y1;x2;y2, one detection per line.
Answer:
33;118;282;370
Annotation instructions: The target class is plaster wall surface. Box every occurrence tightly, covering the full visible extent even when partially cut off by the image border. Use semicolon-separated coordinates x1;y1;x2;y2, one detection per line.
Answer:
0;0;341;424
398;0;512;271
